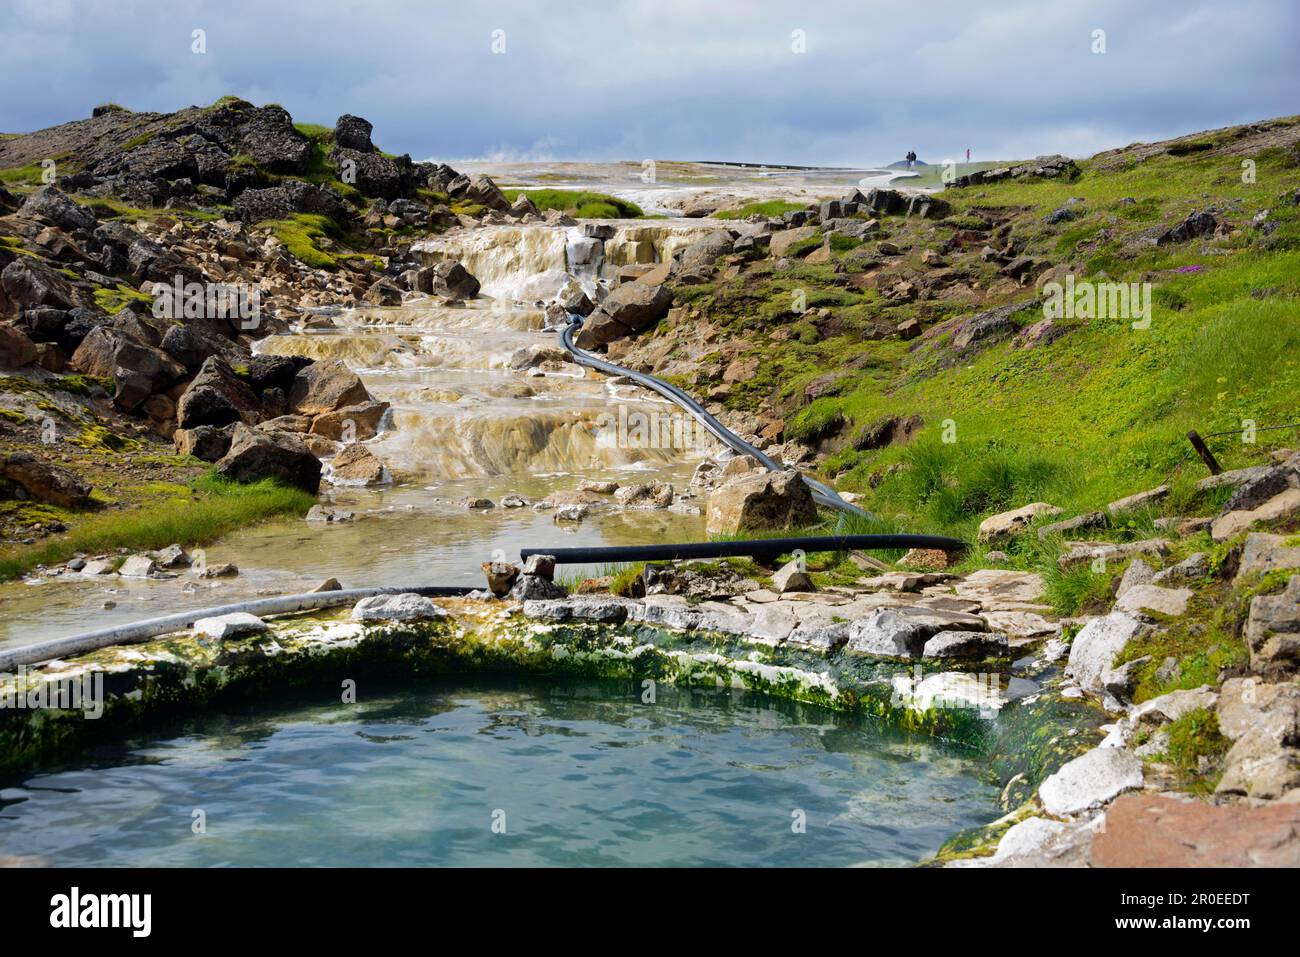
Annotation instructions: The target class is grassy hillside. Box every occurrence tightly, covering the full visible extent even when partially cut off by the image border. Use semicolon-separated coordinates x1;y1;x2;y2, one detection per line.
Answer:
635;116;1300;560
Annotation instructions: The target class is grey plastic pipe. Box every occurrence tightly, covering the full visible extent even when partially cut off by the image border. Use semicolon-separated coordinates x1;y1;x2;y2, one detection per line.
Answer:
560;314;870;518
0;584;476;671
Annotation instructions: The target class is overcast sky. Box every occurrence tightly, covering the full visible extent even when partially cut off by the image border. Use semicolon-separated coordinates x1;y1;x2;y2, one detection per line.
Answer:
1;0;1296;167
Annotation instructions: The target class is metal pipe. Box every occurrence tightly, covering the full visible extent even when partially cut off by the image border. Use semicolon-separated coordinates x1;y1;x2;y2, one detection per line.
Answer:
0;584;477;671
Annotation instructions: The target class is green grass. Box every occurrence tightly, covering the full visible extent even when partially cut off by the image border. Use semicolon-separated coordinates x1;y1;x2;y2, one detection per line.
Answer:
500;188;644;219
257;213;342;269
0;473;315;582
0;163;49;188
714;199;807;220
1157;707;1229;791
93;284;153;314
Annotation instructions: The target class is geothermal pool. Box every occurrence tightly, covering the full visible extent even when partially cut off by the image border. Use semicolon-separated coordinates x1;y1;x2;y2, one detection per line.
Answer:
0;679;1000;867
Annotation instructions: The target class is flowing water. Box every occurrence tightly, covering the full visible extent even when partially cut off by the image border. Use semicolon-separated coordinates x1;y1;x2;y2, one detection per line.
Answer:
0;679;999;867
0;220;725;648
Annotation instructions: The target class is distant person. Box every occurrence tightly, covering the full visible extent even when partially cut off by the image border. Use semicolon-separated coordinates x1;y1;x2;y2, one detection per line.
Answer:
905;150;916;169
966;148;971;162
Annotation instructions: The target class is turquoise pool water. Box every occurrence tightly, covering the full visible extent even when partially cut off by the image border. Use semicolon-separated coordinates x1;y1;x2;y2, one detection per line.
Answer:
0;679;999;867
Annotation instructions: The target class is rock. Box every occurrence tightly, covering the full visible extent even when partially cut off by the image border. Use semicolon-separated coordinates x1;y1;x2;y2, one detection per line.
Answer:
305;504;354;523
859;570;954;593
1037;511;1108;540
0;322;39;368
481;561;520;597
898;547;949;570
1101;657;1149;699
71;327;185;412
310;578;343;592
461;497;494;509
2;257;79;311
1115;558;1155;598
1235;532;1300;583
333;113;376;151
982;610;1059;644
351;593;448;621
1057;538;1171;571
1221;464;1299;513
214;423;322;493
1114;583;1193;620
1157;210;1219;245
328;444;388;485
974;815;1098;868
1066;613;1145;694
1212;487;1300;541
288;359;371;416
199;562;239;578
500;493;529;508
174;424;233;462
1037;747;1144;816
19;186;97;233
551;501;587;522
1094;794;1300;867
153;544;191;569
1131;686;1219;727
177;356;260;428
846;606;986;659
1152;552;1210;585
977;502;1061;542
233;181;347;226
308;400;390;441
769;226;817;258
80;559;115;576
523;596;638;624
595;279;672;333
522;554;556;580
508;573;567;601
1107;484;1170;516
117;555;157;578
922;630;1009;660
192;612;268;639
622;483;675;509
425;260;478;301
771;559;815;593
705;469;818;536
1244;575;1300;669
950;301;1032;351
895;319;922;340
951;569;1046;605
0;452;92;507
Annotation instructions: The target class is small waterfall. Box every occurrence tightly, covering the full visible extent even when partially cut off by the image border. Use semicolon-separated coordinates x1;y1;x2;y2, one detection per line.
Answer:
414;220;731;302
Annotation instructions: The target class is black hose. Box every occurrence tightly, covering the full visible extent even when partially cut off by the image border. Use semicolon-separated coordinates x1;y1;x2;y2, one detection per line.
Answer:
521;534;964;565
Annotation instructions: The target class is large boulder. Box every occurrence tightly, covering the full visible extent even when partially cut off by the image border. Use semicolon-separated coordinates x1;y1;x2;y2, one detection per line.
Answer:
447;173;509;211
1245;576;1300;670
329;147;414;200
232;180;348;225
174;424;234;462
176;356;261;428
429;260;480;299
70;327;185;412
705;469;819;536
598;279;672;332
334;114;375;152
1;257;80;310
1037;747;1143;816
18;186;97;233
288;359;370;416
977;502;1061;542
1066;612;1145;694
0;322;39;368
215;423;321;493
0;451;92;507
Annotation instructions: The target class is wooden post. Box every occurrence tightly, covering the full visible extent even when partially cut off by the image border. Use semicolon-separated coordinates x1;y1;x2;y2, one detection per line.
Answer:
1187;430;1223;475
